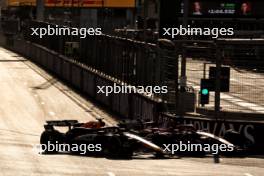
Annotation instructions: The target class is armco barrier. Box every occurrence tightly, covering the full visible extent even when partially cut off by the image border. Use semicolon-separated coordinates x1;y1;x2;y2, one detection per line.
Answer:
10;39;161;121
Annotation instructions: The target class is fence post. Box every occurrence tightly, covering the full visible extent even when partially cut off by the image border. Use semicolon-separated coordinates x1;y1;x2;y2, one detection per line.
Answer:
36;0;44;21
174;48;179;114
215;42;221;120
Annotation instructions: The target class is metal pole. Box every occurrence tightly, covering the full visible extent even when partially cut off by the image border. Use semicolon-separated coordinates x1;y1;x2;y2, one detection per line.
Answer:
143;0;148;42
102;0;105;31
203;63;206;79
215;42;221;120
36;0;45;21
180;0;189;89
183;0;189;28
175;47;179;113
178;0;189;115
156;0;160;39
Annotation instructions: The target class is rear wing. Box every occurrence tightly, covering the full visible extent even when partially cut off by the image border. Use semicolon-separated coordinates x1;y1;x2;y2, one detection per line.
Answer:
45;120;79;129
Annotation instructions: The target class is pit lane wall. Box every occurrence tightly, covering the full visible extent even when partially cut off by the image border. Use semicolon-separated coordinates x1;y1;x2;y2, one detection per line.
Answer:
7;38;161;122
159;113;264;153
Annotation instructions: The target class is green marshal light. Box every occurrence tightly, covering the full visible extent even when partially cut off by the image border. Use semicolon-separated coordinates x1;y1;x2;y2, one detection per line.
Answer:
201;89;209;95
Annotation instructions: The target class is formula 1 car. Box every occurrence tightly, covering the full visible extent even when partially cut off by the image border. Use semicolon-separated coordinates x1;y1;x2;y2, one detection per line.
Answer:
40;119;164;158
117;119;238;156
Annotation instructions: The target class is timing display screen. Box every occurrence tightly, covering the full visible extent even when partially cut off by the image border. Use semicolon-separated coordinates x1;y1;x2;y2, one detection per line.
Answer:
181;0;264;18
207;3;236;15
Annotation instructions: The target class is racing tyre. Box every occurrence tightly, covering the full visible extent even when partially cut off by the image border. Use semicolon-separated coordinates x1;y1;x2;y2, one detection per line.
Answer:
104;136;127;158
40;130;63;154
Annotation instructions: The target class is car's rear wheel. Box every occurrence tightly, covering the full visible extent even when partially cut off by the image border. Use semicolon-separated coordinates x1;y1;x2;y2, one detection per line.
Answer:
40;130;63;154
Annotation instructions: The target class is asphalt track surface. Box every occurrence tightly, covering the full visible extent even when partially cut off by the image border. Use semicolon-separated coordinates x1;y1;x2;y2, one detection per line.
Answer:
0;47;263;175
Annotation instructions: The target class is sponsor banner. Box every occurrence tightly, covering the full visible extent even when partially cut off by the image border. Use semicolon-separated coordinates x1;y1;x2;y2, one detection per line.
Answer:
8;0;36;6
8;0;135;7
45;0;103;7
159;114;264;152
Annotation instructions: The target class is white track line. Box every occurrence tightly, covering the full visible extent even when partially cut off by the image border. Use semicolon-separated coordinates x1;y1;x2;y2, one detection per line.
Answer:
244;173;254;176
107;172;116;176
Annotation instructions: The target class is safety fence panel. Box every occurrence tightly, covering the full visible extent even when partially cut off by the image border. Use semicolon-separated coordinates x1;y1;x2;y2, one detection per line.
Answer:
23;21;179;111
217;40;264;115
10;39;162;121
